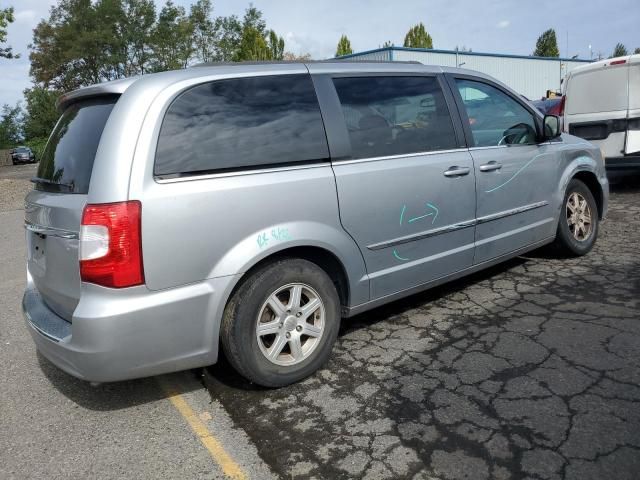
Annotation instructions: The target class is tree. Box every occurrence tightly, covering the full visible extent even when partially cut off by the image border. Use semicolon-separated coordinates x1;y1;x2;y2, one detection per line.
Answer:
381;40;393;48
335;35;353;57
119;0;156;75
30;0;126;90
22;87;59;141
533;29;559;57
267;30;285;60
235;25;269;61
403;23;433;49
27;0;285;93
150;1;194;71
0;104;23;148
635;48;640;54
611;43;628;58
189;0;216;63
233;7;285;61
212;15;242;61
283;51;311;61
0;6;19;58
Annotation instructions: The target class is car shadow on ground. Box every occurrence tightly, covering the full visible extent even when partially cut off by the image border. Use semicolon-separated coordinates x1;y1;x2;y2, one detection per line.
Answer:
37;352;202;411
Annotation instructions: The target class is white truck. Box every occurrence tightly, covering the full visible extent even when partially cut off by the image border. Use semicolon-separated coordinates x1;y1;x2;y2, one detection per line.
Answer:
563;54;640;173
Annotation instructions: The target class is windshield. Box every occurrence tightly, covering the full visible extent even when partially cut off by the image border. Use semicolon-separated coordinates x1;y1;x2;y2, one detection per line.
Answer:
35;96;118;194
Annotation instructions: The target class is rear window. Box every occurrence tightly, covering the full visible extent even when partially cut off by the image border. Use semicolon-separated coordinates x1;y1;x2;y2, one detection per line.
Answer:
154;74;329;177
35;96;117;194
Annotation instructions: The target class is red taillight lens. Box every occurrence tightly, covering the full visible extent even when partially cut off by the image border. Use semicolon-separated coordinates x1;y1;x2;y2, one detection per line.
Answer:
80;201;144;288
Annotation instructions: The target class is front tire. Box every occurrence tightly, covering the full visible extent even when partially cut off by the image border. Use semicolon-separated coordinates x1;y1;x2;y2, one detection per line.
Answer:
552;179;599;256
221;258;341;387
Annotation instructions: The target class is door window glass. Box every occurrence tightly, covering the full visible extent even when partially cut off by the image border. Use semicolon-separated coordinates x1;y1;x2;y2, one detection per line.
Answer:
332;76;458;159
456;79;538;147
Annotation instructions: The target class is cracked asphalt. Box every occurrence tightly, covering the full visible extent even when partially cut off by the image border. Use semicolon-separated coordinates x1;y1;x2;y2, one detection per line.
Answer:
206;178;640;480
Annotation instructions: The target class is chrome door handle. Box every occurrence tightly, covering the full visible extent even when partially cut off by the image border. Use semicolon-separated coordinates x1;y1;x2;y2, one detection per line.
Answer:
479;161;502;172
443;166;471;177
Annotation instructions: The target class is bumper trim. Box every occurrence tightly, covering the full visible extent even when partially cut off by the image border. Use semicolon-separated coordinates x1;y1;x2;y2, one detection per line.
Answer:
22;286;71;342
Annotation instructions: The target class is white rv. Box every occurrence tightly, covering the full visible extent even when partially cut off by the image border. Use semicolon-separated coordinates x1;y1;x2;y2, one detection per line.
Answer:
563;54;640;172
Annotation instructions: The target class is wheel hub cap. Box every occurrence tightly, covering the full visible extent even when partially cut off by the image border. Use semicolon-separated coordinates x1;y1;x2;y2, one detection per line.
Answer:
566;191;593;242
283;316;297;331
256;283;326;366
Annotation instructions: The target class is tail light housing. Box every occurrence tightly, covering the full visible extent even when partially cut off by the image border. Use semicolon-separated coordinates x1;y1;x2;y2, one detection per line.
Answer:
79;201;144;288
558;95;567;132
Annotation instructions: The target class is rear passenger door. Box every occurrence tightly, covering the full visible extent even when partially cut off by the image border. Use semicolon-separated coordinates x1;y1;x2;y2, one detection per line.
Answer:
313;73;477;300
447;76;557;264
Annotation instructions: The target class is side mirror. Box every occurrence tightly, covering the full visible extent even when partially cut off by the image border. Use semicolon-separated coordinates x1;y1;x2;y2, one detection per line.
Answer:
543;115;561;140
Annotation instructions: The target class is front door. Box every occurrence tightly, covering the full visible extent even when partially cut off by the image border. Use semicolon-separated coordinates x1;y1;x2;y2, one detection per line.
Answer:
449;76;557;264
315;73;477;300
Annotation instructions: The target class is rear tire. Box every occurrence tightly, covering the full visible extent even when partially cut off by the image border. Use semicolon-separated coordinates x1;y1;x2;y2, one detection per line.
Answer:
221;258;341;387
552;179;599;256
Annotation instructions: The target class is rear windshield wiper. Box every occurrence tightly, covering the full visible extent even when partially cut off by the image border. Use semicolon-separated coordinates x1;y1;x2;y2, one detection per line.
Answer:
30;177;75;191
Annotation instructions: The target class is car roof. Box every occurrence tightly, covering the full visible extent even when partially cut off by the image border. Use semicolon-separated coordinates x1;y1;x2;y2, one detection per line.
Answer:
568;53;640;76
57;61;504;112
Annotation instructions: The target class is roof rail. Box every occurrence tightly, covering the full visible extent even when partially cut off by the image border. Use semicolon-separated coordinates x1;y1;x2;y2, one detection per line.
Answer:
190;59;422;68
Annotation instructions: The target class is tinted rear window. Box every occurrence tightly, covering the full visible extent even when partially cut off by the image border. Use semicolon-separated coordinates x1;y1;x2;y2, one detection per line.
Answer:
154;74;329;177
35;96;117;194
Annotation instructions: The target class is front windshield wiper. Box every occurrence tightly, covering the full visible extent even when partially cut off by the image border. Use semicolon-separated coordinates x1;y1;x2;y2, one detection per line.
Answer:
30;177;74;191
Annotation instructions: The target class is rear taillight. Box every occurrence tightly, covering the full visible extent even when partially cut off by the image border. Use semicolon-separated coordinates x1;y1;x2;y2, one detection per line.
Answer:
558;95;566;117
80;201;144;288
558;95;567;132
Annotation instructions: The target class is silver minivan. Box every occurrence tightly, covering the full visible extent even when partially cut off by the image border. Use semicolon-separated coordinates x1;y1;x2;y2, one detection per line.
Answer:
23;62;609;387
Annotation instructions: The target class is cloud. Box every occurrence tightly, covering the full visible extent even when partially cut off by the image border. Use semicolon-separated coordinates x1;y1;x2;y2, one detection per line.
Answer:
497;20;510;28
14;10;37;23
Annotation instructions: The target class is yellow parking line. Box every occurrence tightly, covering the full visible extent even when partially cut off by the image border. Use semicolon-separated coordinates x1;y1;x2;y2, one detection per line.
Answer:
159;381;247;480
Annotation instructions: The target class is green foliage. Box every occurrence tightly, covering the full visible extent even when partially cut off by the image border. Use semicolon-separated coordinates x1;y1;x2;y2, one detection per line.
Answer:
335;35;353;57
635;48;640;55
28;1;287;90
120;0;157;76
189;0;216;63
403;23;433;49
0;104;23;148
267;30;285;61
23;87;60;141
611;43;628;58
533;29;560;57
150;1;194;71
0;6;19;59
212;14;242;61
381;41;393;48
30;0;127;90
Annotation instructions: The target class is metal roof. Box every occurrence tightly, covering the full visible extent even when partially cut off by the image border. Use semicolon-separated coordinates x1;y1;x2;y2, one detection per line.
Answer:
336;46;592;64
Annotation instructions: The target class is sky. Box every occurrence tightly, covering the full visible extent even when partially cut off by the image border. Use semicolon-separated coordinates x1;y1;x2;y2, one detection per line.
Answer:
1;0;638;107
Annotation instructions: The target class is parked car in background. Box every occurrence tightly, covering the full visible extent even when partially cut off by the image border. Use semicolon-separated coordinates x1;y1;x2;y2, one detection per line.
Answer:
11;146;36;165
531;96;563;116
563;53;640;173
23;62;608;388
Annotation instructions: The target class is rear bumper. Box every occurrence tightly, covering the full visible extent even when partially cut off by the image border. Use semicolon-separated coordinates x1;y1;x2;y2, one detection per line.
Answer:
23;274;239;383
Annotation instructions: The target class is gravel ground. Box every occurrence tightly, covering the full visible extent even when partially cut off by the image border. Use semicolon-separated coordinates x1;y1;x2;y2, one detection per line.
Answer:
0;164;36;212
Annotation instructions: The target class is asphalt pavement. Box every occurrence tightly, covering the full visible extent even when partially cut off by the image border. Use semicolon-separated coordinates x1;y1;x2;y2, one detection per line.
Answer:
1;165;639;479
